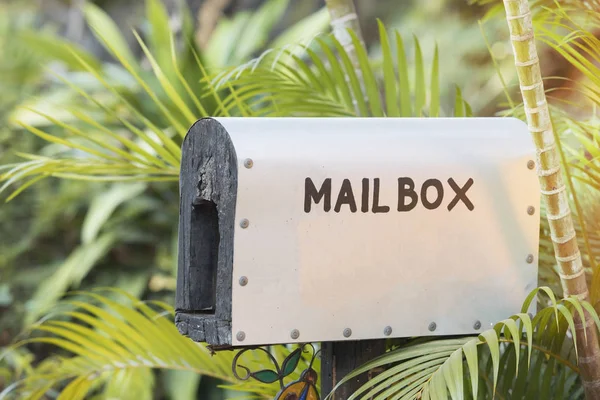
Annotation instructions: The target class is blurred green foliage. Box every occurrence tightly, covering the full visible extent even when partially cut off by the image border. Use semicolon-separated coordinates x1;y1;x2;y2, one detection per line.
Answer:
0;0;331;397
4;0;600;398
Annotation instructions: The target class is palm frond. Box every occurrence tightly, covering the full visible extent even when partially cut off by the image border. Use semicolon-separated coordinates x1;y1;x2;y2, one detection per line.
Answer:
0;2;200;196
269;7;331;50
210;23;472;118
534;9;600;98
328;287;599;400
16;30;102;73
1;289;316;400
1;17;472;198
204;0;289;68
22;233;117;327
472;0;600;23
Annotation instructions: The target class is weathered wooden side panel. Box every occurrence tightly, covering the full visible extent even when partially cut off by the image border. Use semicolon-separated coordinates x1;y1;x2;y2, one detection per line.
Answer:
175;118;237;346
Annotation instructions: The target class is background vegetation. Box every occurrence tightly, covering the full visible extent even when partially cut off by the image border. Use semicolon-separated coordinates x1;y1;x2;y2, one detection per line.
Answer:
2;0;600;398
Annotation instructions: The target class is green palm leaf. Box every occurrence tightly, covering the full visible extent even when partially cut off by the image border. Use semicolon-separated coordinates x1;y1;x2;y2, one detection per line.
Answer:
0;289;315;400
210;23;470;118
327;287;598;400
1;15;472;198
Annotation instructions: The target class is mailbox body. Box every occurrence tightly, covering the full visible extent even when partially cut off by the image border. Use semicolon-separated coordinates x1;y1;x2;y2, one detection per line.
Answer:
175;117;540;347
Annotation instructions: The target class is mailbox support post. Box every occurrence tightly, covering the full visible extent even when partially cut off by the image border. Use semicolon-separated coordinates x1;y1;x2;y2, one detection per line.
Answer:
321;340;387;399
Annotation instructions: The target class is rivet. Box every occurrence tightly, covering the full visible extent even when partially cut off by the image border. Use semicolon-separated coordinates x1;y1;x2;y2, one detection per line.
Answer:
527;206;535;215
383;326;392;336
239;276;248;286
473;320;481;330
236;331;246;342
527;160;535;170
244;158;253;169
428;322;437;332
343;328;352;338
526;254;534;264
240;218;249;228
290;329;300;340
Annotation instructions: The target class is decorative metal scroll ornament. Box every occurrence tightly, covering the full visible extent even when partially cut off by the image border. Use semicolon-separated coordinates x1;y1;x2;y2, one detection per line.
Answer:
232;343;320;400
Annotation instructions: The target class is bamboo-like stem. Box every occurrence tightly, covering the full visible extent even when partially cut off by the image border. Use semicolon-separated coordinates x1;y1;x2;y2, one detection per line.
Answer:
324;0;366;113
502;0;600;397
324;0;365;58
196;0;232;50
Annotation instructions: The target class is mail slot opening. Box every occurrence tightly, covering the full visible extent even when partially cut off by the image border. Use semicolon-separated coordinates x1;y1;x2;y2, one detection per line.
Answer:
190;198;219;314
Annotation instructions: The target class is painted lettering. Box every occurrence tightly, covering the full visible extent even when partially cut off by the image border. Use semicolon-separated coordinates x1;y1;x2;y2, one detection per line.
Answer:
361;178;369;213
372;178;390;213
304;178;332;213
447;178;474;211
397;177;418;212
304;177;474;213
334;179;357;213
420;179;444;210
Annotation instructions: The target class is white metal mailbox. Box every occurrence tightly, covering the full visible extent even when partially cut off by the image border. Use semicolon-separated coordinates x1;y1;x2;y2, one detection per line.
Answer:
175;117;540;348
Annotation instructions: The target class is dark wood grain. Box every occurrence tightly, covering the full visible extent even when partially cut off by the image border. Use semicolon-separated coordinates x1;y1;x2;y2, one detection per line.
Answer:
176;118;237;346
321;339;387;399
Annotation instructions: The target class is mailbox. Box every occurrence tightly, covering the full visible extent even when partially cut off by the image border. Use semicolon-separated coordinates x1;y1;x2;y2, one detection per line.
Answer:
175;117;540;348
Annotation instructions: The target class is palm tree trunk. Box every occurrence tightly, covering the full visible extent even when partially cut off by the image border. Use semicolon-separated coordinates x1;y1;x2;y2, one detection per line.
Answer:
324;0;365;113
196;0;233;50
502;0;600;397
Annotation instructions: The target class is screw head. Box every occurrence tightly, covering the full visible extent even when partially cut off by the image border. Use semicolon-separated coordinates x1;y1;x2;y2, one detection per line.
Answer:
383;326;392;336
236;331;246;342
527;160;535;170
239;276;248;286
428;322;437;332
343;328;352;338
473;320;482;330
526;254;534;264
240;218;249;228
244;158;253;169
527;206;535;215
290;329;300;340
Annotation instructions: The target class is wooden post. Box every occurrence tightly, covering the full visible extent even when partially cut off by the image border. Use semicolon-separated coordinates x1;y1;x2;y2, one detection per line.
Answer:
320;340;387;399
